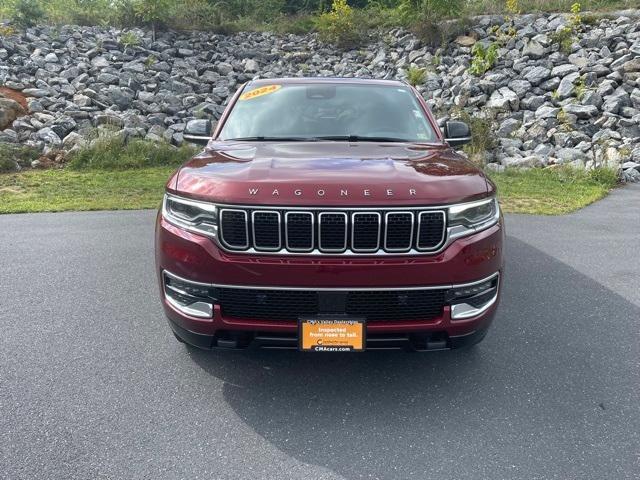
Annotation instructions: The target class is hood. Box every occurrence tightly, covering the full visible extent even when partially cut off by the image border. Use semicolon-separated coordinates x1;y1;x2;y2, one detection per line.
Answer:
173;141;490;206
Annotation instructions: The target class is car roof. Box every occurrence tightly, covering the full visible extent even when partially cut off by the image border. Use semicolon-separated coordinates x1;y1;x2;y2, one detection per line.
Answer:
247;77;408;88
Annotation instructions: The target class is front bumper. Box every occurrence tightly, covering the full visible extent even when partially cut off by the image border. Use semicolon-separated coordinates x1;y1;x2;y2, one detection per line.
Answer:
155;212;505;351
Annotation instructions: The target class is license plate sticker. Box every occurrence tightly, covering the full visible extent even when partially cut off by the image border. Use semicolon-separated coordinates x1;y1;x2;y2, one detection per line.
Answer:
299;319;365;352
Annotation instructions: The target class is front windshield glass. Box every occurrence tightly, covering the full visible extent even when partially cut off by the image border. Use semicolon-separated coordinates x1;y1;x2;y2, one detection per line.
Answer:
218;83;438;142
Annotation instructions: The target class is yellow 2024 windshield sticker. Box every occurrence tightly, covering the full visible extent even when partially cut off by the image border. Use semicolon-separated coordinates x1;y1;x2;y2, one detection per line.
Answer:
239;85;282;101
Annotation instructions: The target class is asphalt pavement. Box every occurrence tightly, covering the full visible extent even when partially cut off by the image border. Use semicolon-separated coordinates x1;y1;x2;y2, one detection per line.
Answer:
1;184;639;480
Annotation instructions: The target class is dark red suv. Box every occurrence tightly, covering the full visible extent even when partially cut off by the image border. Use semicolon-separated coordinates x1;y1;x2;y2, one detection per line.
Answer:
155;78;504;352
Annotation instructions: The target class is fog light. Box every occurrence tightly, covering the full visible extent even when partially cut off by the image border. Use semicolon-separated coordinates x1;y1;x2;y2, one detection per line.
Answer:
448;274;499;320
163;271;217;318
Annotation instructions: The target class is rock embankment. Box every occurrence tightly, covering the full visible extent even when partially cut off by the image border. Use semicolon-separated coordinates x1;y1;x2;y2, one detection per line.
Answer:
0;10;639;179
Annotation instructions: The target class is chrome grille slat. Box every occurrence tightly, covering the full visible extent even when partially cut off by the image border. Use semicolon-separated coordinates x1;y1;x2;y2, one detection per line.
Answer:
218;207;446;255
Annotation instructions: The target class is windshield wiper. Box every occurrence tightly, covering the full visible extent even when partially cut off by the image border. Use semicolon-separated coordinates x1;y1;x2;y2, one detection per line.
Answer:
313;135;414;143
223;136;320;142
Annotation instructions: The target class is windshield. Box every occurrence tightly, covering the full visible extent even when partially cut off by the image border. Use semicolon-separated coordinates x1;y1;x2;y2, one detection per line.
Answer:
218;83;438;142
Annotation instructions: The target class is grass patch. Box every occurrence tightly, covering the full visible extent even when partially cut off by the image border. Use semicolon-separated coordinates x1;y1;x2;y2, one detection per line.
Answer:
489;166;619;215
0;164;619;216
68;136;198;170
0;167;176;214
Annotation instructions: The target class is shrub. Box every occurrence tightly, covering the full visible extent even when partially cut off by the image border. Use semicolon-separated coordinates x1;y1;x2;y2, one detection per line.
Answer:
315;0;361;48
550;26;573;54
468;42;498;76
10;0;45;27
68;136;198;170
550;2;582;54
132;0;173;40
406;66;426;87
119;31;141;50
451;108;496;158
0;143;41;171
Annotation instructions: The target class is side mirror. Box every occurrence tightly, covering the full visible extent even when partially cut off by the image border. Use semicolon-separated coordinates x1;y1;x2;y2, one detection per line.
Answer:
444;121;471;147
184;119;215;145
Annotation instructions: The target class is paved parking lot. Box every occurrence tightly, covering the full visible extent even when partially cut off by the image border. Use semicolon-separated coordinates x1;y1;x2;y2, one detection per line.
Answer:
1;184;639;479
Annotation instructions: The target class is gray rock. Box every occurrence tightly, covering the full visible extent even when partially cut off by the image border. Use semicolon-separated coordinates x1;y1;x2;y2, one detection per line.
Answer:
497;118;520;137
522;39;547;59
487;87;519;112
535;105;560;119
0;129;18;143
580;91;603;109
524;66;551;86
556;147;587;163
91;56;110;68
108;87;134;110
622;58;640;73
551;64;578;78
563;104;599;119
36;127;62;147
602;88;631;114
244;59;259;73
556;72;580;99
215;62;233;75
73;94;92;107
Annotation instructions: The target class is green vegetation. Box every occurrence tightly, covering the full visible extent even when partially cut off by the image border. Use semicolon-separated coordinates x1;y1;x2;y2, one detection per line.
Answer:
489;166;618;215
0;167;174;213
0;0;635;41
549;2;583;53
119;30;141;50
406;66;427;87
0;144;41;172
468;42;499;76
68;136;198;170
448;108;497;159
0;136;198;213
315;0;360;48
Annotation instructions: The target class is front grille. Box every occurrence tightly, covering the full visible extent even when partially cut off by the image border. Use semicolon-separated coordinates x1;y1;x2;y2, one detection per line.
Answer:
218;207;447;255
219;288;446;322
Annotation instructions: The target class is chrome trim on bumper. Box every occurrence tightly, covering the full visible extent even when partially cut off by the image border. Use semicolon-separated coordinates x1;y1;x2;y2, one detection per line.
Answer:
162;269;500;293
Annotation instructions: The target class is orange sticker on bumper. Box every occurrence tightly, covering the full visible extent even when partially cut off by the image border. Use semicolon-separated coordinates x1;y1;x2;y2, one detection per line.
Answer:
239;84;282;101
300;319;364;352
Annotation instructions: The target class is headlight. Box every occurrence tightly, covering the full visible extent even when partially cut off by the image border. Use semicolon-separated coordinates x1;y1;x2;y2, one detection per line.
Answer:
162;194;218;237
448;197;499;232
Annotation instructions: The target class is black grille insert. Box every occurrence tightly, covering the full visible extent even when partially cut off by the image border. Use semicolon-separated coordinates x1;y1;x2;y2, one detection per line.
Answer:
385;212;413;251
319;212;347;252
218;287;446;322
352;212;380;252
220;289;318;321
417;211;446;250
252;211;280;250
220;209;248;249
285;212;313;251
